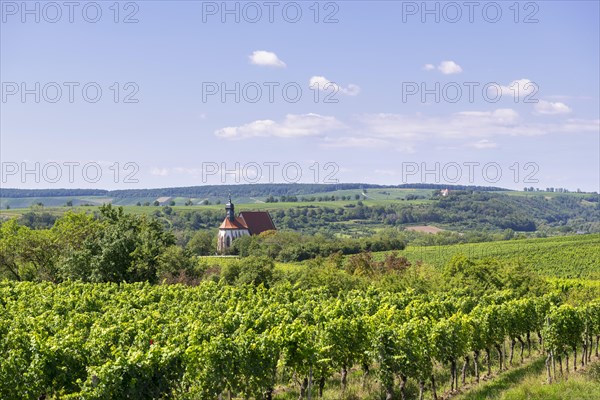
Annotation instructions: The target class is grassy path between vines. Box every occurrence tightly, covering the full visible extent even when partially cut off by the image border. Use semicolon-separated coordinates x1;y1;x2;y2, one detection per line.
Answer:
455;357;600;400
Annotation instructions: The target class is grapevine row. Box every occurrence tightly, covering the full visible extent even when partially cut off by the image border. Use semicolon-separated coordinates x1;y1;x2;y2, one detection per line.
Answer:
0;282;598;399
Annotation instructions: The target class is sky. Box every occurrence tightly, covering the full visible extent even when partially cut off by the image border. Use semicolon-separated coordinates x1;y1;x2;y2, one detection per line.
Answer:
1;0;599;191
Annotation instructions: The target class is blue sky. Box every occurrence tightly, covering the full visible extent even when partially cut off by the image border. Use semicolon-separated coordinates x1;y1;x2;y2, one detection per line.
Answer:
1;1;599;191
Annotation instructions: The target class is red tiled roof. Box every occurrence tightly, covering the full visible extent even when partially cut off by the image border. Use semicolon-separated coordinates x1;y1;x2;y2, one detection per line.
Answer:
219;216;248;230
239;211;276;235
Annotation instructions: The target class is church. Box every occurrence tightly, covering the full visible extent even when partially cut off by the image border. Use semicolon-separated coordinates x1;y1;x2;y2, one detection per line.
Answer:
217;197;276;253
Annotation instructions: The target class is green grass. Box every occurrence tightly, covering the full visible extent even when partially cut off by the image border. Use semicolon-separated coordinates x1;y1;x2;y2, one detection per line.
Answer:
456;358;547;400
501;377;600;400
456;358;600;400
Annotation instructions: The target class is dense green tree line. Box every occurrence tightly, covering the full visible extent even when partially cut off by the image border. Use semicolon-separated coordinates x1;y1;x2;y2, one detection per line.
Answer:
0;205;175;283
0;184;512;199
0;207;411;282
230;230;405;261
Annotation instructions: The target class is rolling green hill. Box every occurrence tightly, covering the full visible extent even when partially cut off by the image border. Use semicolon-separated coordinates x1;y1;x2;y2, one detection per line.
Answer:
2;188;599;236
384;234;600;279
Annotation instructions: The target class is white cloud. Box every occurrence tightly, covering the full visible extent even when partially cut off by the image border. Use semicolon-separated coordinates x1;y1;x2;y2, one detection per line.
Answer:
494;78;538;99
357;109;598;141
215;113;344;139
469;139;498;149
248;50;286;68
423;61;463;74
151;168;169;176
438;60;463;74
321;136;389;148
534;100;572;115
309;76;360;96
214;109;598;151
358;109;525;140
456;108;520;125
555;118;600;133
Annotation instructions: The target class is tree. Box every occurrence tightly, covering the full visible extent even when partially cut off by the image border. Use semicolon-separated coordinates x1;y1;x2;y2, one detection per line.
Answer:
187;231;217;256
236;256;275;287
0;219;59;281
0;219;28;280
57;205;174;283
156;245;195;280
444;255;503;295
344;252;375;276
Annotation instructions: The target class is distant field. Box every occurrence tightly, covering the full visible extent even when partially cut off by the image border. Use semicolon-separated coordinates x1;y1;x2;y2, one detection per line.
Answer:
378;234;600;279
498;190;595;198
405;225;444;234
0;189;433;210
0;197;429;219
307;187;433;200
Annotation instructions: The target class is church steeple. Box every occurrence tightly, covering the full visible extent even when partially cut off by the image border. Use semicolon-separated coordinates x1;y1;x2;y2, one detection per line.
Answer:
225;195;235;221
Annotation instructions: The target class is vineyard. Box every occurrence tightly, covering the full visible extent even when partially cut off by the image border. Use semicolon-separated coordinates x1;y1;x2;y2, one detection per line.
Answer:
382;234;600;279
1;281;598;400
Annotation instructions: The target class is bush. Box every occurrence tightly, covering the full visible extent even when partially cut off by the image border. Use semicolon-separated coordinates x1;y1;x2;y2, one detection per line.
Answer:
237;256;275;287
156;245;196;280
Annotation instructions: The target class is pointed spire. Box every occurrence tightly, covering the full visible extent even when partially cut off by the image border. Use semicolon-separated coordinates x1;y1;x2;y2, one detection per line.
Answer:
225;194;235;221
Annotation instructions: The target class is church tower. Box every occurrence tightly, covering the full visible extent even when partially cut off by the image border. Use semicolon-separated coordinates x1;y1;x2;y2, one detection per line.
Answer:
225;196;235;221
217;197;250;254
